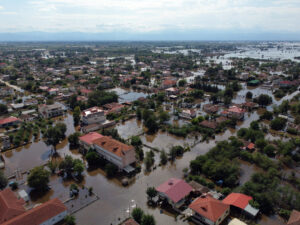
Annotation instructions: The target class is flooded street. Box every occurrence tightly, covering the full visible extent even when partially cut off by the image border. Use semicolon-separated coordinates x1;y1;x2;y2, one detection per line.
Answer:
0;84;298;225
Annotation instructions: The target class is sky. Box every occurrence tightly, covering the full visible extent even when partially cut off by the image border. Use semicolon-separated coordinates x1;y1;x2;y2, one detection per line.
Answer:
0;0;300;40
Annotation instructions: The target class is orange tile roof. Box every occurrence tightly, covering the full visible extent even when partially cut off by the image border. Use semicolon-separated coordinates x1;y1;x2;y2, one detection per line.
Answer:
288;210;300;225
93;136;134;158
189;195;229;223
222;193;252;209
0;117;21;126
79;132;104;145
2;198;67;225
122;218;140;225
0;189;26;223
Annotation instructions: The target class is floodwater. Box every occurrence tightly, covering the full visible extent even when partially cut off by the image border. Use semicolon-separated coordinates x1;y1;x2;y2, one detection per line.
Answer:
2;113;80;176
108;87;149;103
1;88;298;225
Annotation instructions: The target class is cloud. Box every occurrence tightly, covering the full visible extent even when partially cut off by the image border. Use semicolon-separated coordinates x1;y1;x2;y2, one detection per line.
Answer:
0;0;299;34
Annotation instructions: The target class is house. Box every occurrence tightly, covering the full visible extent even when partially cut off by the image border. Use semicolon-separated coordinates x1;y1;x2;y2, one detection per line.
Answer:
103;103;125;114
242;142;255;151
92;136;136;171
228;218;247;225
38;103;64;118
189;180;210;195
165;87;179;96
79;132;103;151
156;178;193;209
0;116;22;128
188;195;230;225
2;198;67;225
222;193;259;217
162;79;177;89
80;88;93;97
180;109;196;119
216;116;228;125
242;102;258;111
203;104;219;114
82;107;106;125
48;88;59;95
0;188;26;223
121;218;140;225
200;120;218;130
221;106;245;120
287;210;300;225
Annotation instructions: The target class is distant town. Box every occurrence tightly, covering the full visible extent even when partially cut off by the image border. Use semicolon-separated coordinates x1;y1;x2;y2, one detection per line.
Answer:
0;41;299;225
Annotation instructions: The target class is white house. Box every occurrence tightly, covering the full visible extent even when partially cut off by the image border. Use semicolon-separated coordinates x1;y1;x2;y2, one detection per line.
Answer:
92;136;136;171
38;103;64;118
82;107;106;125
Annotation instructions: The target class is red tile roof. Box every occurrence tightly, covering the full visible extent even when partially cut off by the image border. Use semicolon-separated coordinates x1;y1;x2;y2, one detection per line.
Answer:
93;136;134;158
79;132;104;145
0;189;26;223
288;210;300;225
156;178;193;203
222;193;252;209
200;120;217;129
2;198;67;225
122;218;140;225
0;117;21;125
189;195;229;223
247;143;255;150
228;106;245;113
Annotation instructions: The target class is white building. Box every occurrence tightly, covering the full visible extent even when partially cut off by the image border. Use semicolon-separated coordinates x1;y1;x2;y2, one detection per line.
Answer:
38;103;64;118
82;107;106;125
92;136;136;172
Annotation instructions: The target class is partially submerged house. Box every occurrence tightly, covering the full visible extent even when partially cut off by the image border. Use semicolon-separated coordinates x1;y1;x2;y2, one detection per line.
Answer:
287;210;300;225
188;195;230;225
222;193;259;217
92;136;136;172
156;178;193;209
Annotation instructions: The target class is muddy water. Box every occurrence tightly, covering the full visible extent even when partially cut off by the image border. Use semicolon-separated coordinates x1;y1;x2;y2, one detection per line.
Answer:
108;87;149;103
2;113;79;176
1;89;298;225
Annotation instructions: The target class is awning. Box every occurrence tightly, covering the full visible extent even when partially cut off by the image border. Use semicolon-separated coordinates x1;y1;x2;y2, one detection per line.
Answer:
244;204;259;217
123;165;135;173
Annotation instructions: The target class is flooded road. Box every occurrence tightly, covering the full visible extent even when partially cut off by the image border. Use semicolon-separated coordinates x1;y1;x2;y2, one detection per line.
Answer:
1;85;297;225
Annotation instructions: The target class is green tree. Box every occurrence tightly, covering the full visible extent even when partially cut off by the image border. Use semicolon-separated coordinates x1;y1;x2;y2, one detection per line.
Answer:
0;171;8;190
131;136;142;147
257;94;272;107
246;91;253;99
250;121;260;130
68;132;80;149
146;187;157;201
64;215;76;225
27;166;50;191
178;79;187;87
59;155;75;176
86;151;101;167
47;161;58;174
260;110;273;120
131;207;144;224
105;163;118;177
160;150;168;165
270;117;287;130
44;123;67;154
141;214;156;225
144;152;154;171
0;104;8;115
73;159;85;176
73;106;81;126
158;110;170;124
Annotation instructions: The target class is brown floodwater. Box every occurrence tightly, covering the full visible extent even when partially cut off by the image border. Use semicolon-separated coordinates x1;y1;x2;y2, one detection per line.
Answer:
1;87;298;225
